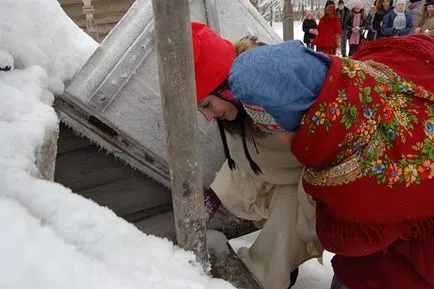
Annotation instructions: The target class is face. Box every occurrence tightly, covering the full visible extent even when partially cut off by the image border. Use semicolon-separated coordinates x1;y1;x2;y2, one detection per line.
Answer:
427;4;434;12
383;0;390;7
395;2;405;12
354;7;361;12
198;95;239;121
338;3;344;9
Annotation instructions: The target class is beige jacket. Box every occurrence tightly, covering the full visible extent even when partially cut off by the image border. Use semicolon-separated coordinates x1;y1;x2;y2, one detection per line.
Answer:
211;132;323;289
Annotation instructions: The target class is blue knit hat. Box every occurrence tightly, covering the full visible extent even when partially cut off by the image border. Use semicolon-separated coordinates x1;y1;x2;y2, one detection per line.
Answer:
228;40;331;132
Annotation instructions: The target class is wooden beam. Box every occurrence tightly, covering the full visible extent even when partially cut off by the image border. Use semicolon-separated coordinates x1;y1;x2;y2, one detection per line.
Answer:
151;0;208;269
36;127;59;181
62;0;133;18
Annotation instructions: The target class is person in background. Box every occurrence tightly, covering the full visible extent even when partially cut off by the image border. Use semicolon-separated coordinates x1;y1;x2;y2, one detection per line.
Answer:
228;34;434;289
414;0;434;36
408;0;425;29
382;0;413;36
372;0;393;39
314;0;343;55
346;0;366;55
336;0;351;56
302;11;318;49
366;0;378;40
192;22;323;289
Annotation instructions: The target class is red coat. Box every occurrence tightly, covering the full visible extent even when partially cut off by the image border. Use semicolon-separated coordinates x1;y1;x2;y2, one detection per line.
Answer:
312;14;342;48
292;35;434;288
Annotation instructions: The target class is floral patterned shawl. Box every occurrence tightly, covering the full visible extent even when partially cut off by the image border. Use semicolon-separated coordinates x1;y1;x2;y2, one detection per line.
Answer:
292;53;434;239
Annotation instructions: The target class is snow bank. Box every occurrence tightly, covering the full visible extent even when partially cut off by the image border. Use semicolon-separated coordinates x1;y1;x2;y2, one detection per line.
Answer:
0;1;235;288
0;0;98;94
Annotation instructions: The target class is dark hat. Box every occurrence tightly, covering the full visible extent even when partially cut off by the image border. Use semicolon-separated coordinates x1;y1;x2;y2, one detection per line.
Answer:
338;0;345;4
325;0;336;7
425;0;434;6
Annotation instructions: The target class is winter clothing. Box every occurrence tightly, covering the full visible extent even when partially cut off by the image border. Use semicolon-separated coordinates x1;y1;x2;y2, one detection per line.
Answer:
191;22;235;102
296;35;434;289
314;6;343;54
346;10;366;53
381;9;413;35
210;132;323;289
204;187;221;222
326;0;337;8
336;5;351;56
336;6;351;27
330;276;348;289
372;6;392;39
415;3;434;37
418;13;434;37
229;41;331;133
407;0;425;26
191;22;323;289
302;18;318;48
228;34;434;289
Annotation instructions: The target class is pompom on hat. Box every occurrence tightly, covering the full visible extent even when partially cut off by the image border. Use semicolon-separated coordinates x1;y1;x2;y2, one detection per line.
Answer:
191;22;235;103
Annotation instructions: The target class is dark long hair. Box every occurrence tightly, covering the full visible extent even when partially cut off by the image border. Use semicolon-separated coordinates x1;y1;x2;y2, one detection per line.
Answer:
212;80;264;174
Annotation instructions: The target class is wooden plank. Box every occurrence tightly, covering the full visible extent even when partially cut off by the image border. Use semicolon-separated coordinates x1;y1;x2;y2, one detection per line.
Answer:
55;103;171;188
207;231;263;289
62;0;133;18
72;11;125;27
152;0;208;268
59;0;105;6
36;127;59;181
57;123;92;154
77;175;172;216
54;145;138;191
204;0;222;34
88;21;155;111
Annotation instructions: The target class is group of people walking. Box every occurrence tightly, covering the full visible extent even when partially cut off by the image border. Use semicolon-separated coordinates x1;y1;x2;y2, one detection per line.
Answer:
302;0;433;56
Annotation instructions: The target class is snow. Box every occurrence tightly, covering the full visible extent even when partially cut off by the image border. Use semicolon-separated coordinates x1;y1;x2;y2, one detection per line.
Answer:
0;1;235;289
0;0;332;287
271;20;305;42
230;231;335;289
0;0;98;94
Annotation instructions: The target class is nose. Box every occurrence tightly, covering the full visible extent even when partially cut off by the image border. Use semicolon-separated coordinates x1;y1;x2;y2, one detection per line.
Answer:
203;111;216;121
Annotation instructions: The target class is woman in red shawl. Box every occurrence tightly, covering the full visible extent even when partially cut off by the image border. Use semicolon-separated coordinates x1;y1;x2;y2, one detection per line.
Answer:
314;0;343;55
228;34;434;289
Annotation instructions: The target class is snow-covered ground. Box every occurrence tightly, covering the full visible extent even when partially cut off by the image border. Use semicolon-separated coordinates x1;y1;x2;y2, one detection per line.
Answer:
271;21;305;41
0;0;333;287
0;1;235;289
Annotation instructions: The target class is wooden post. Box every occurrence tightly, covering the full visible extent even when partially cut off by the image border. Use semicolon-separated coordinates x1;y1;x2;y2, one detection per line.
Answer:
151;0;208;269
283;0;294;40
82;0;100;42
36;126;59;181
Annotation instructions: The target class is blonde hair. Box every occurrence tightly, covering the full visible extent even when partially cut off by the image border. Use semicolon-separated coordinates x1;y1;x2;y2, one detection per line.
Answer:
416;5;432;28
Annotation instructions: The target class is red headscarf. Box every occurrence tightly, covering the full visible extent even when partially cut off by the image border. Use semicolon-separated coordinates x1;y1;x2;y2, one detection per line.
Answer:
191;22;235;103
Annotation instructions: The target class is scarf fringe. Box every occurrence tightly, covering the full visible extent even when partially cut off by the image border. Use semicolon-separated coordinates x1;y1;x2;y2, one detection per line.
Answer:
321;213;434;247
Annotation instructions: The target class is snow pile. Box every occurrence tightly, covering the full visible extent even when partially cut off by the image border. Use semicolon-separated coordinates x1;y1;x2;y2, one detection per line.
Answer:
0;1;235;289
0;0;98;94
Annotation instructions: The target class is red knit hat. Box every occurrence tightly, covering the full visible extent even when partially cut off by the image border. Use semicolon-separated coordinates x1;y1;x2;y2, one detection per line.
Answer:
192;22;235;103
